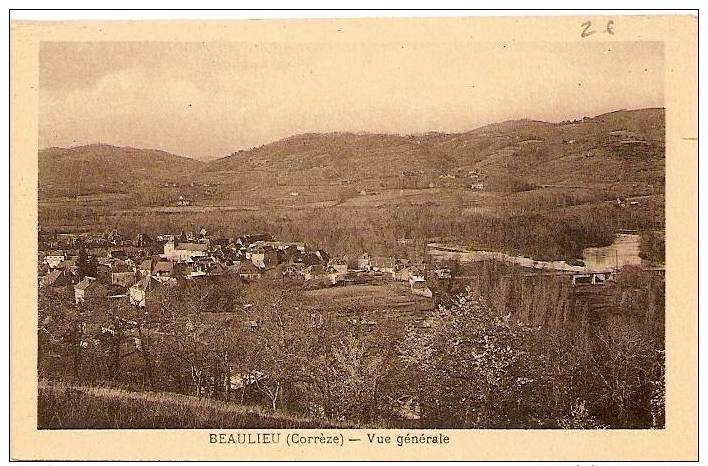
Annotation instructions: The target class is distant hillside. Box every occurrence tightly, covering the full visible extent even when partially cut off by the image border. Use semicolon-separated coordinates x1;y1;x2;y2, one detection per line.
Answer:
410;108;665;187
38;109;664;202
201;108;665;195
39;144;203;198
192;155;221;163
204;132;444;190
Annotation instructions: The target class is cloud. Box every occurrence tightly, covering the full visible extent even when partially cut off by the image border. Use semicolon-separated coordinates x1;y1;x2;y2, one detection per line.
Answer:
39;41;664;158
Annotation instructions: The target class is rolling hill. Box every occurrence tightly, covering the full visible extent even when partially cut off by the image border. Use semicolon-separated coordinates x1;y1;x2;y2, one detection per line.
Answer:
411;108;665;187
38;108;665;204
39;144;204;198
200;108;664;197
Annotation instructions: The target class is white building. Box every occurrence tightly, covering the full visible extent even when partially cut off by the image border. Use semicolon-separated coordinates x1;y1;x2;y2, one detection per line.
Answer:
163;241;209;262
44;251;65;269
411;281;433;298
129;276;151;307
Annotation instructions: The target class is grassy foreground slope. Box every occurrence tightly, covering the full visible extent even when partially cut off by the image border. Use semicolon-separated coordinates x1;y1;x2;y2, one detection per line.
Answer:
38;380;351;429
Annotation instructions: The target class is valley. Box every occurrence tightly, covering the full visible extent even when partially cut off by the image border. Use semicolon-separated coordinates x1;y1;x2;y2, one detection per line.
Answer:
39;108;665;263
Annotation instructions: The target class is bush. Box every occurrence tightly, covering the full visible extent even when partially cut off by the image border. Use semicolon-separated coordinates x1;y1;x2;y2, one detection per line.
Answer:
640;230;665;264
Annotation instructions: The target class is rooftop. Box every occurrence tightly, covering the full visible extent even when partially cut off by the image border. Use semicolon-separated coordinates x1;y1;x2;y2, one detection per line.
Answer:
175;243;209;252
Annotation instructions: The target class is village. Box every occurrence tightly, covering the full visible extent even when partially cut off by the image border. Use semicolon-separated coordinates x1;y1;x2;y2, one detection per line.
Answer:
36;222;666;428
38;228;448;309
26;28;675;436
37;227;458;408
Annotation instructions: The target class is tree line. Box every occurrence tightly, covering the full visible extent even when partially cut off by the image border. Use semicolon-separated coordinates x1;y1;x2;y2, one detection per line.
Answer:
39;264;664;429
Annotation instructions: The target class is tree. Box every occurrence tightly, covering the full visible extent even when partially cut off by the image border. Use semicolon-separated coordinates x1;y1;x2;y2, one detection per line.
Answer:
329;332;384;422
246;286;309;411
587;316;661;428
152;283;220;397
398;287;544;428
77;246;97;279
38;286;94;381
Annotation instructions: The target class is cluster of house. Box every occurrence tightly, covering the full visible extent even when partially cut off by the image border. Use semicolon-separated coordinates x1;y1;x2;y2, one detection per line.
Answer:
39;229;448;309
355;253;447;298
614;197;641;208
38;228;129;250
431;169;485;191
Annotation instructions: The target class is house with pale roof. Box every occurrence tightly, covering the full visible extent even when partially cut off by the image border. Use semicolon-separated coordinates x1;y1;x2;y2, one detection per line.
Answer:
303;264;327;282
152;261;174;282
44;251;66;269
129;275;153;307
411;281;433;299
328;257;348;274
163;241;209;262
370;256;396;276
238;262;262;281
74;277;109;304
396;265;425;284
248;248;278;269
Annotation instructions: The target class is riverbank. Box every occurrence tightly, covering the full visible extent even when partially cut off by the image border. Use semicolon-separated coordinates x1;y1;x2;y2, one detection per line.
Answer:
428;233;653;273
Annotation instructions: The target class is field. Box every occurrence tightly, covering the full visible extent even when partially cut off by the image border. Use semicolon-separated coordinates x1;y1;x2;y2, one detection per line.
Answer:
303;282;436;323
38;185;665;263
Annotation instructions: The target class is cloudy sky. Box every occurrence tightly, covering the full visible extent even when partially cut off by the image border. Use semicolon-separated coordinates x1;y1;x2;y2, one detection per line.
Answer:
39;41;663;159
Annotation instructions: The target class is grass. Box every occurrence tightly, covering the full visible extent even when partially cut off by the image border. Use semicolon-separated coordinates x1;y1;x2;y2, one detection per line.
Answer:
38;379;354;429
303;282;433;310
304;283;406;299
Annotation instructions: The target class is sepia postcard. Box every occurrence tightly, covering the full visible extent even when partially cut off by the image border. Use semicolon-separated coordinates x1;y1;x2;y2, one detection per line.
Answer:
10;13;697;461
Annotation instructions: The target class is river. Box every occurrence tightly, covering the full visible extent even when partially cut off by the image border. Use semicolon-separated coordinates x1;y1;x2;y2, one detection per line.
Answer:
427;233;644;273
